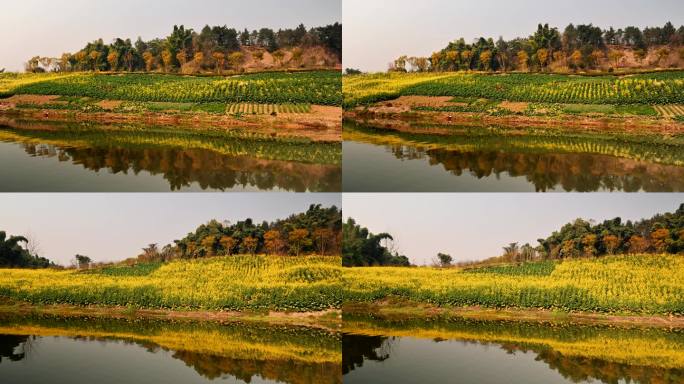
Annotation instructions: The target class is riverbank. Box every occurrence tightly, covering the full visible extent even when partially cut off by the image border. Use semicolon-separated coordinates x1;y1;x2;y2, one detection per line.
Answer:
344;102;684;136
1;99;341;142
0;300;341;329
343;301;684;329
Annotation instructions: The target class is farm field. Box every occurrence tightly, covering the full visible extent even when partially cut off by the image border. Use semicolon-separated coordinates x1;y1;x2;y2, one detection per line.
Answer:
343;71;684;122
0;71;343;143
1;71;342;106
0;255;342;312
342;255;684;315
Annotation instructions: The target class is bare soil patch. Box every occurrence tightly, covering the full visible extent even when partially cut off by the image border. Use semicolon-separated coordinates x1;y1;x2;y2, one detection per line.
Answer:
3;94;63;106
370;96;467;114
391;96;462;107
95;100;122;110
499;101;529;113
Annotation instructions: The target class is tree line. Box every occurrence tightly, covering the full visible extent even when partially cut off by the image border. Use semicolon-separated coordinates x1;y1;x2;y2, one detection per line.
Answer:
479;203;684;266
387;21;684;73
25;23;342;74
0;231;53;268
0;205;340;270
342;204;684;268
134;204;342;263
342;218;410;267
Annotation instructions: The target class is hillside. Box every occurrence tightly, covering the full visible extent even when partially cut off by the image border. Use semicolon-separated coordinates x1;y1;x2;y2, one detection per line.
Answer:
24;23;342;75
383;22;684;74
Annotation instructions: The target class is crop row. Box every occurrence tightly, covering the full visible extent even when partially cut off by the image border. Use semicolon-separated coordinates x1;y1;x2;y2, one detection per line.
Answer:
226;103;311;114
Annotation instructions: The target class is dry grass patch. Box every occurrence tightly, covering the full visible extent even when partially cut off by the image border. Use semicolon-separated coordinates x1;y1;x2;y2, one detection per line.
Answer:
499;101;530;113
95;100;122;110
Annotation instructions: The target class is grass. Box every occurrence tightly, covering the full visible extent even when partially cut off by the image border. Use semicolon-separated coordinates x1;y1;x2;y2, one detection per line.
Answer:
0;255;343;312
342;254;684;315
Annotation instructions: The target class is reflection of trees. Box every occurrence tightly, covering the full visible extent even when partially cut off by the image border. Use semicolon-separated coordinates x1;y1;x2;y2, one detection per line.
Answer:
20;143;341;192
388;145;684;192
0;335;29;363
342;335;394;374
343;317;684;383
344;333;684;383
172;351;341;384
0;315;341;384
504;344;684;384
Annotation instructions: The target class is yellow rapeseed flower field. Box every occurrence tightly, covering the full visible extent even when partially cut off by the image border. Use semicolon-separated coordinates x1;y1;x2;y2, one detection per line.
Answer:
0;255;342;312
343;254;684;314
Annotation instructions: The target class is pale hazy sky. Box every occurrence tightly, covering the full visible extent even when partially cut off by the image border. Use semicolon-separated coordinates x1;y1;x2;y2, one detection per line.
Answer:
0;0;340;72
343;194;684;265
343;0;684;71
0;193;340;265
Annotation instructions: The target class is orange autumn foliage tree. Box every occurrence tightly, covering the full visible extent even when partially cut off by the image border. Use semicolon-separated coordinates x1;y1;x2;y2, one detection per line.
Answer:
288;229;311;256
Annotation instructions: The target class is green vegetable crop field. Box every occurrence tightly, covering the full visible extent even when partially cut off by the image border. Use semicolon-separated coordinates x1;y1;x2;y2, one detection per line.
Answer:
1;71;342;106
343;71;684;108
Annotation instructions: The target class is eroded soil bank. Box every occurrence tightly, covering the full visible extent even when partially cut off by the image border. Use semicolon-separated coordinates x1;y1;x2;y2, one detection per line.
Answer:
345;96;684;136
1;96;341;142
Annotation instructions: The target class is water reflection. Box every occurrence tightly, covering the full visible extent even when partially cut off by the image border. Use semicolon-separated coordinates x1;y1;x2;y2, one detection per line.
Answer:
0;335;28;362
0;119;341;192
343;315;684;384
343;120;684;192
0;314;341;384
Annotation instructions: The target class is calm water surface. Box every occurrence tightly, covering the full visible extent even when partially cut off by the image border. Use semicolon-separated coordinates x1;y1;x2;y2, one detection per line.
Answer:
0;120;341;192
343;316;684;384
343;120;684;192
0;315;341;384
